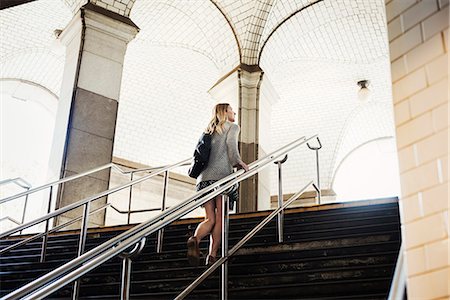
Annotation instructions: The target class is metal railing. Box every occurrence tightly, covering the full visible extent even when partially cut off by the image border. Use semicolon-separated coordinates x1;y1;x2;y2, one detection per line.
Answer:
0;158;191;265
176;180;316;299
0;216;22;226
2;135;318;300
0;177;32;227
0;202;144;257
387;244;406;300
307;137;322;204
0;162;187;229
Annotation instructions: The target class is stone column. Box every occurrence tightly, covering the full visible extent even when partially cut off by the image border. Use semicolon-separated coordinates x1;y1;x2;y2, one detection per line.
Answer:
237;65;263;212
209;64;278;213
48;3;139;227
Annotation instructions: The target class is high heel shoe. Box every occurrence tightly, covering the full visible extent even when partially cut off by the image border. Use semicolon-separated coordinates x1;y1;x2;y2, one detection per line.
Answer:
206;254;217;266
187;236;200;266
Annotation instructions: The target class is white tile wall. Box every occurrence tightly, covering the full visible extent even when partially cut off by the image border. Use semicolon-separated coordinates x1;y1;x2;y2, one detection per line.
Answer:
0;0;72;95
1;0;395;200
64;0;136;16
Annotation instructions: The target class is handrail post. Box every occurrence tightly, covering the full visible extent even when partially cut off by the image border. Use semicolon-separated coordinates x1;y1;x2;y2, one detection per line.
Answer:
127;172;134;225
121;257;132;300
307;138;322;205
77;202;91;256
119;237;146;300
274;155;288;243
221;195;229;300
40;186;53;263
315;150;321;204
20;188;30;232
72;201;91;300
157;171;169;253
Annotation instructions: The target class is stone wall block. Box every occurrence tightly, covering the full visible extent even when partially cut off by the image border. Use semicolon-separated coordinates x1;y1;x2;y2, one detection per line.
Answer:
422;182;449;216
394;99;411;125
422;6;449;41
64;129;114;181
425;54;448;84
388;16;403;42
416;128;449;165
404;212;448;248
402;0;438;32
432;102;449;131
400;159;440;197
83;27;128;63
386;0;417;22
393;68;427;103
78;50;124;100
405;33;444;72
405;246;426;275
409;78;448;117
57;170;108;228
398;144;417;172
401;193;423;223
391;56;408;81
72;88;118;140
408;267;450;299
390;25;422;61
425;239;450;270
396;112;433;149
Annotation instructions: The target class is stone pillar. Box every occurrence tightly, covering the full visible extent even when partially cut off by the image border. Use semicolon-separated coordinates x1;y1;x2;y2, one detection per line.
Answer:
48;3;139;227
209;64;278;213
237;65;263;212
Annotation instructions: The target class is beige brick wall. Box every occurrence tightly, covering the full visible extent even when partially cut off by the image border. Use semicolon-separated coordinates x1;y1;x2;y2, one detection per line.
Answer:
386;0;449;299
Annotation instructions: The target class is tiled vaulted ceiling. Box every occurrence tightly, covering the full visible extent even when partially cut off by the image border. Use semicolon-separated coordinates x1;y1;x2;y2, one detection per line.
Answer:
0;0;395;195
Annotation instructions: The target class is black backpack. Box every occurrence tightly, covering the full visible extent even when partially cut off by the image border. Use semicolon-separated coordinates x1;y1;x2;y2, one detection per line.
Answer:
188;132;212;178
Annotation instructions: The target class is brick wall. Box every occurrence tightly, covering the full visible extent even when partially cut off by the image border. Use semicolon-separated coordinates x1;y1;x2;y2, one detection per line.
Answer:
386;0;449;298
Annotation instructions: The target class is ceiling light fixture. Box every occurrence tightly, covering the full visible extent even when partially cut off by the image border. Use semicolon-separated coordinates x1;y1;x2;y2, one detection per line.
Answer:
357;80;371;102
50;29;64;56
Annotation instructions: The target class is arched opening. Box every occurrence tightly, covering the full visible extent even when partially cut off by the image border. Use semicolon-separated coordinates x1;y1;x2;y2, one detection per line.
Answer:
332;138;401;201
0;79;57;232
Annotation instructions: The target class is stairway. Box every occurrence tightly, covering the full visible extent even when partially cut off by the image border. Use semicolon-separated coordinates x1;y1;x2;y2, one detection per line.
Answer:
0;199;401;299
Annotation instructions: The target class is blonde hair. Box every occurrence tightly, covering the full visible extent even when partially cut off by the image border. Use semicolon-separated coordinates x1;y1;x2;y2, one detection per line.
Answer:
205;103;230;135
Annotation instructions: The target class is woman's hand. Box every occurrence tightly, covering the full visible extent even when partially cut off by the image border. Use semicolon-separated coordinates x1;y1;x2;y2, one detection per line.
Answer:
239;161;249;172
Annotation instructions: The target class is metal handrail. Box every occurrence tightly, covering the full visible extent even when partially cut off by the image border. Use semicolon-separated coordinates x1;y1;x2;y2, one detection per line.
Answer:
0;177;32;190
3;135;316;300
0;162;189;240
0;158;191;268
0;204;110;256
0;177;32;228
274;154;288;243
0;158;191;239
387;244;406;300
307;137;322;204
0;216;22;226
176;180;315;299
0;162;176;206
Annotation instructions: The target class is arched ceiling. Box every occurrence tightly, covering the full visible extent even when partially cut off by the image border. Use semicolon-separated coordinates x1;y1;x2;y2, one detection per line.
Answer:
63;0;136;16
0;0;71;95
0;0;395;195
256;0;394;192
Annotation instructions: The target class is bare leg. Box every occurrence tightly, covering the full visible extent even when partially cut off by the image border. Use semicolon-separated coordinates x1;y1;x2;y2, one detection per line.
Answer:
193;200;216;243
209;195;223;257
